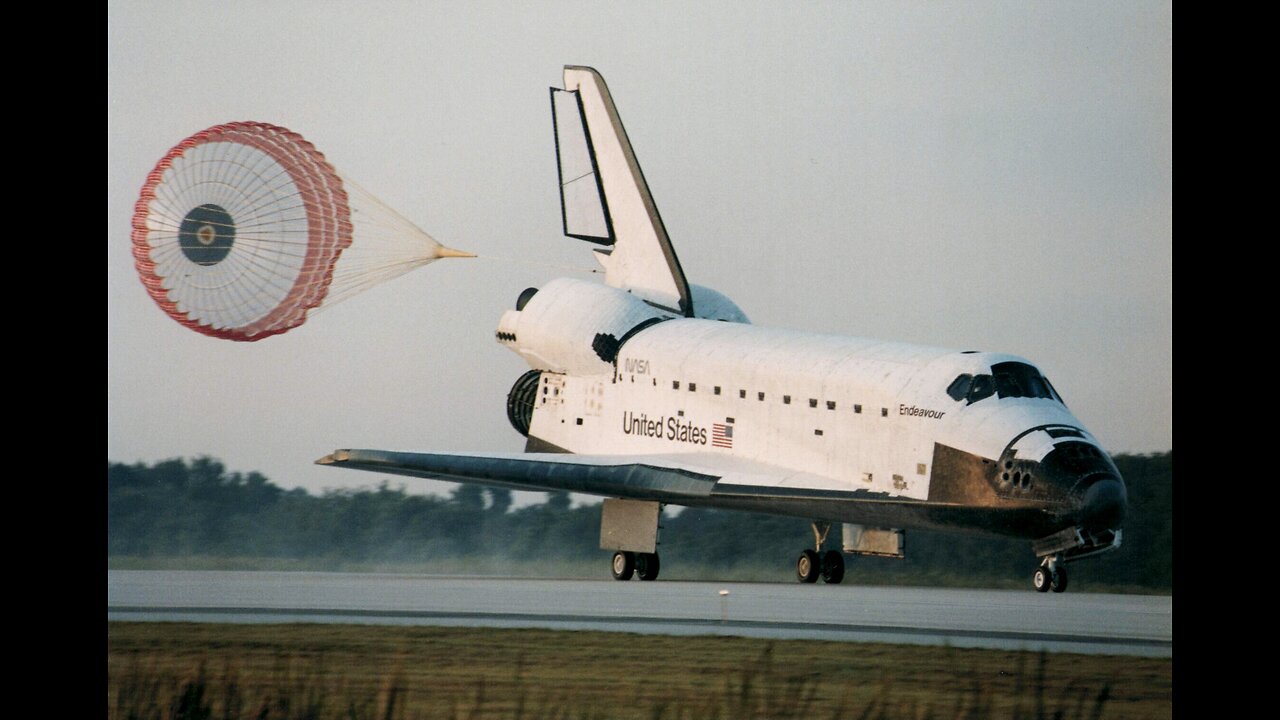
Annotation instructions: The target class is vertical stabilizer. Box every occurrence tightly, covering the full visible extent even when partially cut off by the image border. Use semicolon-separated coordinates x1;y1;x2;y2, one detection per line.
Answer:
551;66;693;316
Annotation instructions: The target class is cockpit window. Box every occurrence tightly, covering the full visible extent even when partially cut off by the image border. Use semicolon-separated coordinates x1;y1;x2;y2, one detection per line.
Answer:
991;361;1058;401
968;374;995;403
946;374;973;402
1045;377;1067;407
993;371;1018;398
947;362;1060;405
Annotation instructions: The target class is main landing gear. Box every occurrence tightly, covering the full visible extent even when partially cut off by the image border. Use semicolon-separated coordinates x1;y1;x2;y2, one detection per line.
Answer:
602;499;663;581
796;522;845;584
1033;555;1068;593
612;550;660;581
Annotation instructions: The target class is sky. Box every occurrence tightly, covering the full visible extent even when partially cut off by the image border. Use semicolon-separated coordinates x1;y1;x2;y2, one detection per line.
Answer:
108;1;1172;499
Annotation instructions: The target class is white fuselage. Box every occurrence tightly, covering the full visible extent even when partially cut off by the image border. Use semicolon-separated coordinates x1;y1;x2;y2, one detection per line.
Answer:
497;277;1097;505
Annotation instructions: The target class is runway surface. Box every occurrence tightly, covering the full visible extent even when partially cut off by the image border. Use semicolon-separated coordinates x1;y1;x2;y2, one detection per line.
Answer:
107;570;1172;657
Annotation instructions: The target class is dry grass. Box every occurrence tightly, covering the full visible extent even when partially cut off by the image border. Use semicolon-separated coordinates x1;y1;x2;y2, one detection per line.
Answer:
107;622;1171;719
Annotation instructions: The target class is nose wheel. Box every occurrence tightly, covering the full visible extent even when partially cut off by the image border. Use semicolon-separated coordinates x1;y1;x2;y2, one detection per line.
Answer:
1033;557;1068;593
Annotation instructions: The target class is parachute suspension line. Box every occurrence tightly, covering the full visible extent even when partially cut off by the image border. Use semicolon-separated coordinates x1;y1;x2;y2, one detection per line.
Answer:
315;175;470;308
132;121;472;340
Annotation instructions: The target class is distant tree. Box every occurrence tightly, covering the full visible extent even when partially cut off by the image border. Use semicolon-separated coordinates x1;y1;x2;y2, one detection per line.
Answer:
545;491;571;512
451;484;486;513
487;488;513;515
108;453;1172;591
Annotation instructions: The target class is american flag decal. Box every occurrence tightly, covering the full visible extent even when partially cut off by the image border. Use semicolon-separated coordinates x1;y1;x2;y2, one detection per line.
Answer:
712;422;734;449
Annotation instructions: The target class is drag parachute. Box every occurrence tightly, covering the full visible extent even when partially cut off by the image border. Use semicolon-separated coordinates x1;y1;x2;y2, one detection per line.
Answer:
131;121;470;341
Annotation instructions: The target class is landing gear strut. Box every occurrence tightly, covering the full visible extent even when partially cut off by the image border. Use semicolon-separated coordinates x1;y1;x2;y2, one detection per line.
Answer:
797;522;845;584
1033;555;1068;593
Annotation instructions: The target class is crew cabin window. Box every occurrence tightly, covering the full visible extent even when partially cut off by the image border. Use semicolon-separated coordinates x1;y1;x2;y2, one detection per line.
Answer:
991;362;1058;401
1045;378;1067;406
969;375;995;403
947;374;973;402
947;362;1062;405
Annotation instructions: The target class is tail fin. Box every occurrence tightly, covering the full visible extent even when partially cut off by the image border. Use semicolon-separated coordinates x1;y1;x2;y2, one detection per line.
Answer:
551;66;693;316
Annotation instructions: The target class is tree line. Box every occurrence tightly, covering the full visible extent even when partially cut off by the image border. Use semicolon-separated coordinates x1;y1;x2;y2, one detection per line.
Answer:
107;452;1171;591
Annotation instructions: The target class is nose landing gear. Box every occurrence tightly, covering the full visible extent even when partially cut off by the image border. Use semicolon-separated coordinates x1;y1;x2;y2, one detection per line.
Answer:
1033;555;1068;593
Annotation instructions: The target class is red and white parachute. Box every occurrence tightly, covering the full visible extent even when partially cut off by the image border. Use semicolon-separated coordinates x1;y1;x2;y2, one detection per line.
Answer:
131;121;470;341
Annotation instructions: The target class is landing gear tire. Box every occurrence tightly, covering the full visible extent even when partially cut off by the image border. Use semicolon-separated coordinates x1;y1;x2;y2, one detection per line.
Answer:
797;549;820;583
1033;566;1052;593
1050;566;1068;593
821;550;845;584
611;551;635;581
636;552;660;581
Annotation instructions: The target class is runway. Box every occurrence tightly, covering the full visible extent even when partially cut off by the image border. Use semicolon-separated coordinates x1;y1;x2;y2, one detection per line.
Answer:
107;570;1172;657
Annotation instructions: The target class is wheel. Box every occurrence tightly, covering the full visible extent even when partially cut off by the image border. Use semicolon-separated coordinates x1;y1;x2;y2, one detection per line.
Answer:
821;550;845;584
1051;566;1068;593
796;549;820;583
611;551;635;581
636;552;660;581
1032;566;1051;592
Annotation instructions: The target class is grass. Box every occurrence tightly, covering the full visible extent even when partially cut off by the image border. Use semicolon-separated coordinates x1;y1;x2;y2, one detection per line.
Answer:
107;622;1172;719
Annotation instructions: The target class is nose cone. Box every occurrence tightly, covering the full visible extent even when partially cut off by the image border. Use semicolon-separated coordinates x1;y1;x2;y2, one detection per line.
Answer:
1027;441;1128;533
1079;477;1127;531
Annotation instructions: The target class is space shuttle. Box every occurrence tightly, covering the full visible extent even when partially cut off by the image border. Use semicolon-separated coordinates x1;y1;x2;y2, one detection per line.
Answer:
318;66;1127;593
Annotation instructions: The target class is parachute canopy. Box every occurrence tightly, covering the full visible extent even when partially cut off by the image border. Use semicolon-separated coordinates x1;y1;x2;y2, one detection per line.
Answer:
131;121;469;341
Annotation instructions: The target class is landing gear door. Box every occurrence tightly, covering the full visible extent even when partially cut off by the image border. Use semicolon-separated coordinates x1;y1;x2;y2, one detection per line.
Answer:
599;498;660;554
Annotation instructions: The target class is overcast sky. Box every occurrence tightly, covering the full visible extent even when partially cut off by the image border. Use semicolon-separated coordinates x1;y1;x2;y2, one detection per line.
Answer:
108;1;1172;498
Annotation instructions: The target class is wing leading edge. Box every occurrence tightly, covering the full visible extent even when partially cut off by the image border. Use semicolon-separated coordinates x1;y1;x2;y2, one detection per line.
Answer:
317;449;891;504
317;449;718;500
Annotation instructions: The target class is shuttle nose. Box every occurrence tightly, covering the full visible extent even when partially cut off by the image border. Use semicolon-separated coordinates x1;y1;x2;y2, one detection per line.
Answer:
1030;441;1127;532
1079;476;1127;531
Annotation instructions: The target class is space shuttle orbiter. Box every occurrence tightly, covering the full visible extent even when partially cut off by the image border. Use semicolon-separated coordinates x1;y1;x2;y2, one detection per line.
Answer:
319;66;1127;592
